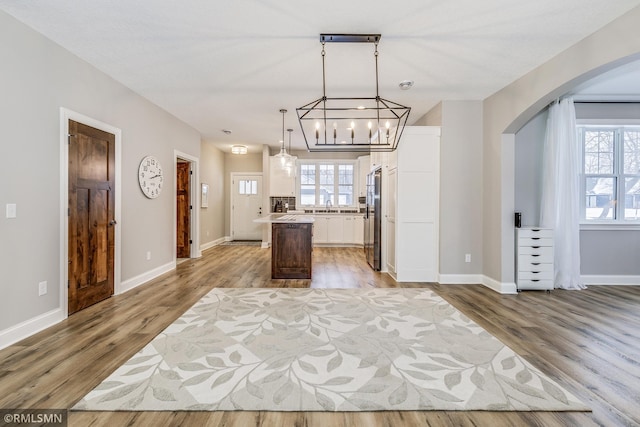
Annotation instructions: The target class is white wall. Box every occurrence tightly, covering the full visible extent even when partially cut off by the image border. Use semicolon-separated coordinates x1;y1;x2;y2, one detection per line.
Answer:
417;101;484;282
200;141;226;248
0;11;201;343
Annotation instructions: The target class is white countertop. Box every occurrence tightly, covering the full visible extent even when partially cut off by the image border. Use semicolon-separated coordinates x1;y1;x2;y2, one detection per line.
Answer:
253;214;315;223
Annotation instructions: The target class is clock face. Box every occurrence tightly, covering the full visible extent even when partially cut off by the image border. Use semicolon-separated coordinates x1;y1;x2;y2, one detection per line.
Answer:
138;156;163;199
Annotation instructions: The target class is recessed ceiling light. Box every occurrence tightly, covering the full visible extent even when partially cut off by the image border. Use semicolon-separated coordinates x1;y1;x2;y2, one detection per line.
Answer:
222;129;232;135
399;80;414;90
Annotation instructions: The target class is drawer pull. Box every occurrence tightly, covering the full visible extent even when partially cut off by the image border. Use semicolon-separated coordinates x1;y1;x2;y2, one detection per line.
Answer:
531;237;540;240
531;254;540;257
532;262;540;265
531;279;540;282
532;246;540;249
532;271;540;274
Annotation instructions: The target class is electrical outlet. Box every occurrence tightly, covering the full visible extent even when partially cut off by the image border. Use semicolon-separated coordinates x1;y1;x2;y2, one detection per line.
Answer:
146;251;151;261
38;281;47;296
6;203;16;218
465;254;471;263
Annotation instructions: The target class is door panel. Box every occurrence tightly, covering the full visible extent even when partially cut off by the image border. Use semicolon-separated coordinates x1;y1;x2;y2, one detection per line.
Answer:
232;175;262;240
68;120;115;315
176;162;190;258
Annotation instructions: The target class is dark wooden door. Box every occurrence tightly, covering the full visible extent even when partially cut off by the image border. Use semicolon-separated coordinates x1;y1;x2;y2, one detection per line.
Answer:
176;161;190;258
68;120;115;315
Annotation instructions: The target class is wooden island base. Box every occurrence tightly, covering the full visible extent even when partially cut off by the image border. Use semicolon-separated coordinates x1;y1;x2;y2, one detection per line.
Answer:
271;222;312;279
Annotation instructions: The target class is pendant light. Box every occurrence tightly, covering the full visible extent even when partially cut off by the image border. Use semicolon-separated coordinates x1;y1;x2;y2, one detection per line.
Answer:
274;108;294;169
284;128;296;177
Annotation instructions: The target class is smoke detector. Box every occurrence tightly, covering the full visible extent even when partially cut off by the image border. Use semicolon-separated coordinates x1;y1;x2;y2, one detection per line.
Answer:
399;80;414;90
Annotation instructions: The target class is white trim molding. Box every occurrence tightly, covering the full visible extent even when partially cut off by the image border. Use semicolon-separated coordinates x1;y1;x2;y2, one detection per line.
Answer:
437;274;518;294
119;261;175;294
59;108;122;311
200;237;226;252
581;275;640;286
482;275;518;294
174;150;201;261
0;309;65;350
439;274;484;285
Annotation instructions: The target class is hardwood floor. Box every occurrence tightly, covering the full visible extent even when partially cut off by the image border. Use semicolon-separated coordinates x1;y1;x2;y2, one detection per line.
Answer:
0;246;638;426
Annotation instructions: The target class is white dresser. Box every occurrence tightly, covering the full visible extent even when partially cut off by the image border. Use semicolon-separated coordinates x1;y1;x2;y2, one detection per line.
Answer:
516;227;554;291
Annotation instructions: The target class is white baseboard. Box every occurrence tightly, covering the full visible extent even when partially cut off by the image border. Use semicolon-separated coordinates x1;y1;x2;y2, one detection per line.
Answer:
439;274;484;285
261;241;270;249
482;275;518;294
0;308;65;350
581;275;640;285
119;261;175;294
200;237;226;252
437;274;517;294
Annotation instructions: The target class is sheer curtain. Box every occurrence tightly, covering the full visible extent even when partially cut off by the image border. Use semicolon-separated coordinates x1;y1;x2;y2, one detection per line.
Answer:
540;97;586;290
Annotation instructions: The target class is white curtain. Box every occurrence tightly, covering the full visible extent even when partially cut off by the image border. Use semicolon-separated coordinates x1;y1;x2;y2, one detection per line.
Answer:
540;97;586;290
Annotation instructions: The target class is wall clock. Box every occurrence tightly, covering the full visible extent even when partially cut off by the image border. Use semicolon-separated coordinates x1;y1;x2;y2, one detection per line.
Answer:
138;155;163;199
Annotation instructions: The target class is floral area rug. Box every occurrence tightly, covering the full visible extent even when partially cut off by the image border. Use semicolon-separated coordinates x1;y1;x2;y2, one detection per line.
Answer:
73;288;588;411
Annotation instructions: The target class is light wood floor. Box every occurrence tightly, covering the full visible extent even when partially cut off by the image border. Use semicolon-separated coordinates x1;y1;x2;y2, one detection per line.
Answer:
0;246;638;426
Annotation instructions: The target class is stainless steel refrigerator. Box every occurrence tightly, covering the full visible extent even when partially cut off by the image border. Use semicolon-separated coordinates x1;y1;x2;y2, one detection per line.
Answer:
364;168;381;270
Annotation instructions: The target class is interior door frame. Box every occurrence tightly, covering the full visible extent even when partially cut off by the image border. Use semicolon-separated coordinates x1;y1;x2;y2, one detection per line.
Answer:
60;108;122;317
230;172;263;241
173;150;201;262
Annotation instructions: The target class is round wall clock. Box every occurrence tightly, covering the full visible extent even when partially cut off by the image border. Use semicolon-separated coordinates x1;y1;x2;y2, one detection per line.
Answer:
138;155;163;199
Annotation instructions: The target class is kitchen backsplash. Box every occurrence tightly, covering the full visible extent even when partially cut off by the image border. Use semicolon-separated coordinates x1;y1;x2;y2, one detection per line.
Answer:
270;197;296;213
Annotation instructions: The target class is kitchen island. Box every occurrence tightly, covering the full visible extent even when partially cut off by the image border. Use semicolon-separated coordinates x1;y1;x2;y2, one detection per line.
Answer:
254;215;314;279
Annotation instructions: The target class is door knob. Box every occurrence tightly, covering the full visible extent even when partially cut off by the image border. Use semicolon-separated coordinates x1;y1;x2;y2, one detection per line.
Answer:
109;220;117;226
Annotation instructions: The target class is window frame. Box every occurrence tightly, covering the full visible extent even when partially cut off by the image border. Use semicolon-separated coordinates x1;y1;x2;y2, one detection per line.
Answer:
578;121;640;228
297;159;357;207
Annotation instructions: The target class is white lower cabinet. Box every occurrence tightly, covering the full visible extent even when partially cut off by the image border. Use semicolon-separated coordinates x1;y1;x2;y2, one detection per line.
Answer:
326;216;344;243
311;214;363;246
516;227;554;291
312;216;329;244
353;215;364;245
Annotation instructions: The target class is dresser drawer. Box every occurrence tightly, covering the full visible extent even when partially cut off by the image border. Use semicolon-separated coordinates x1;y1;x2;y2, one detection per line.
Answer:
517;228;553;238
517;245;553;256
517;262;553;273
518;237;553;247
518;253;553;264
517;279;554;290
517;270;554;280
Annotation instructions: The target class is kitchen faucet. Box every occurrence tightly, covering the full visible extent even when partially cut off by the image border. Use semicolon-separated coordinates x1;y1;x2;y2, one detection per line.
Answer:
326;199;332;210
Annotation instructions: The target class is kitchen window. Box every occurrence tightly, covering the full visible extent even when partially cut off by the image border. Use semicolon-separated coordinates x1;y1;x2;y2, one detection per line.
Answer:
580;125;640;222
298;161;356;207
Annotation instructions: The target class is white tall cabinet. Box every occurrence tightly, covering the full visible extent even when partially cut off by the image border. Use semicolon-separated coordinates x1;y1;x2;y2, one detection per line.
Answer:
385;127;440;282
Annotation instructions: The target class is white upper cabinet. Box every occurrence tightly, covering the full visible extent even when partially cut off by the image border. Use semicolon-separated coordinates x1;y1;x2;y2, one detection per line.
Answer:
269;156;296;196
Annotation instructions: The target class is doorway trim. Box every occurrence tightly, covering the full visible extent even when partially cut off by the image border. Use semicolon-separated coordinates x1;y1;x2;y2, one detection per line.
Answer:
60;108;122;316
173;150;201;263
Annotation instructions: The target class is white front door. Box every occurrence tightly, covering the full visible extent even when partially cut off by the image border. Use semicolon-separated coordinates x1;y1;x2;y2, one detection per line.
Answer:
232;174;263;240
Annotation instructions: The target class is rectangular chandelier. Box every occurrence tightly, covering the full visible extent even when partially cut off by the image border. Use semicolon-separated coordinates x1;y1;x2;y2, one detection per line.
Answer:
297;34;411;152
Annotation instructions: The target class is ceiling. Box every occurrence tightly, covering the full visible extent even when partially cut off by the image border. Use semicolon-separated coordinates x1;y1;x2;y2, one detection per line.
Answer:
2;1;640;153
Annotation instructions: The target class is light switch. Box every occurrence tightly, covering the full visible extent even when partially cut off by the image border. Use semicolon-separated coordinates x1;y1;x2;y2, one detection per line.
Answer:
6;204;16;218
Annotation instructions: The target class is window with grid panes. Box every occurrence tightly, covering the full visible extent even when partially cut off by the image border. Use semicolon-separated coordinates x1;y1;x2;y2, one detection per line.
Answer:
297;161;357;207
580;126;640;222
